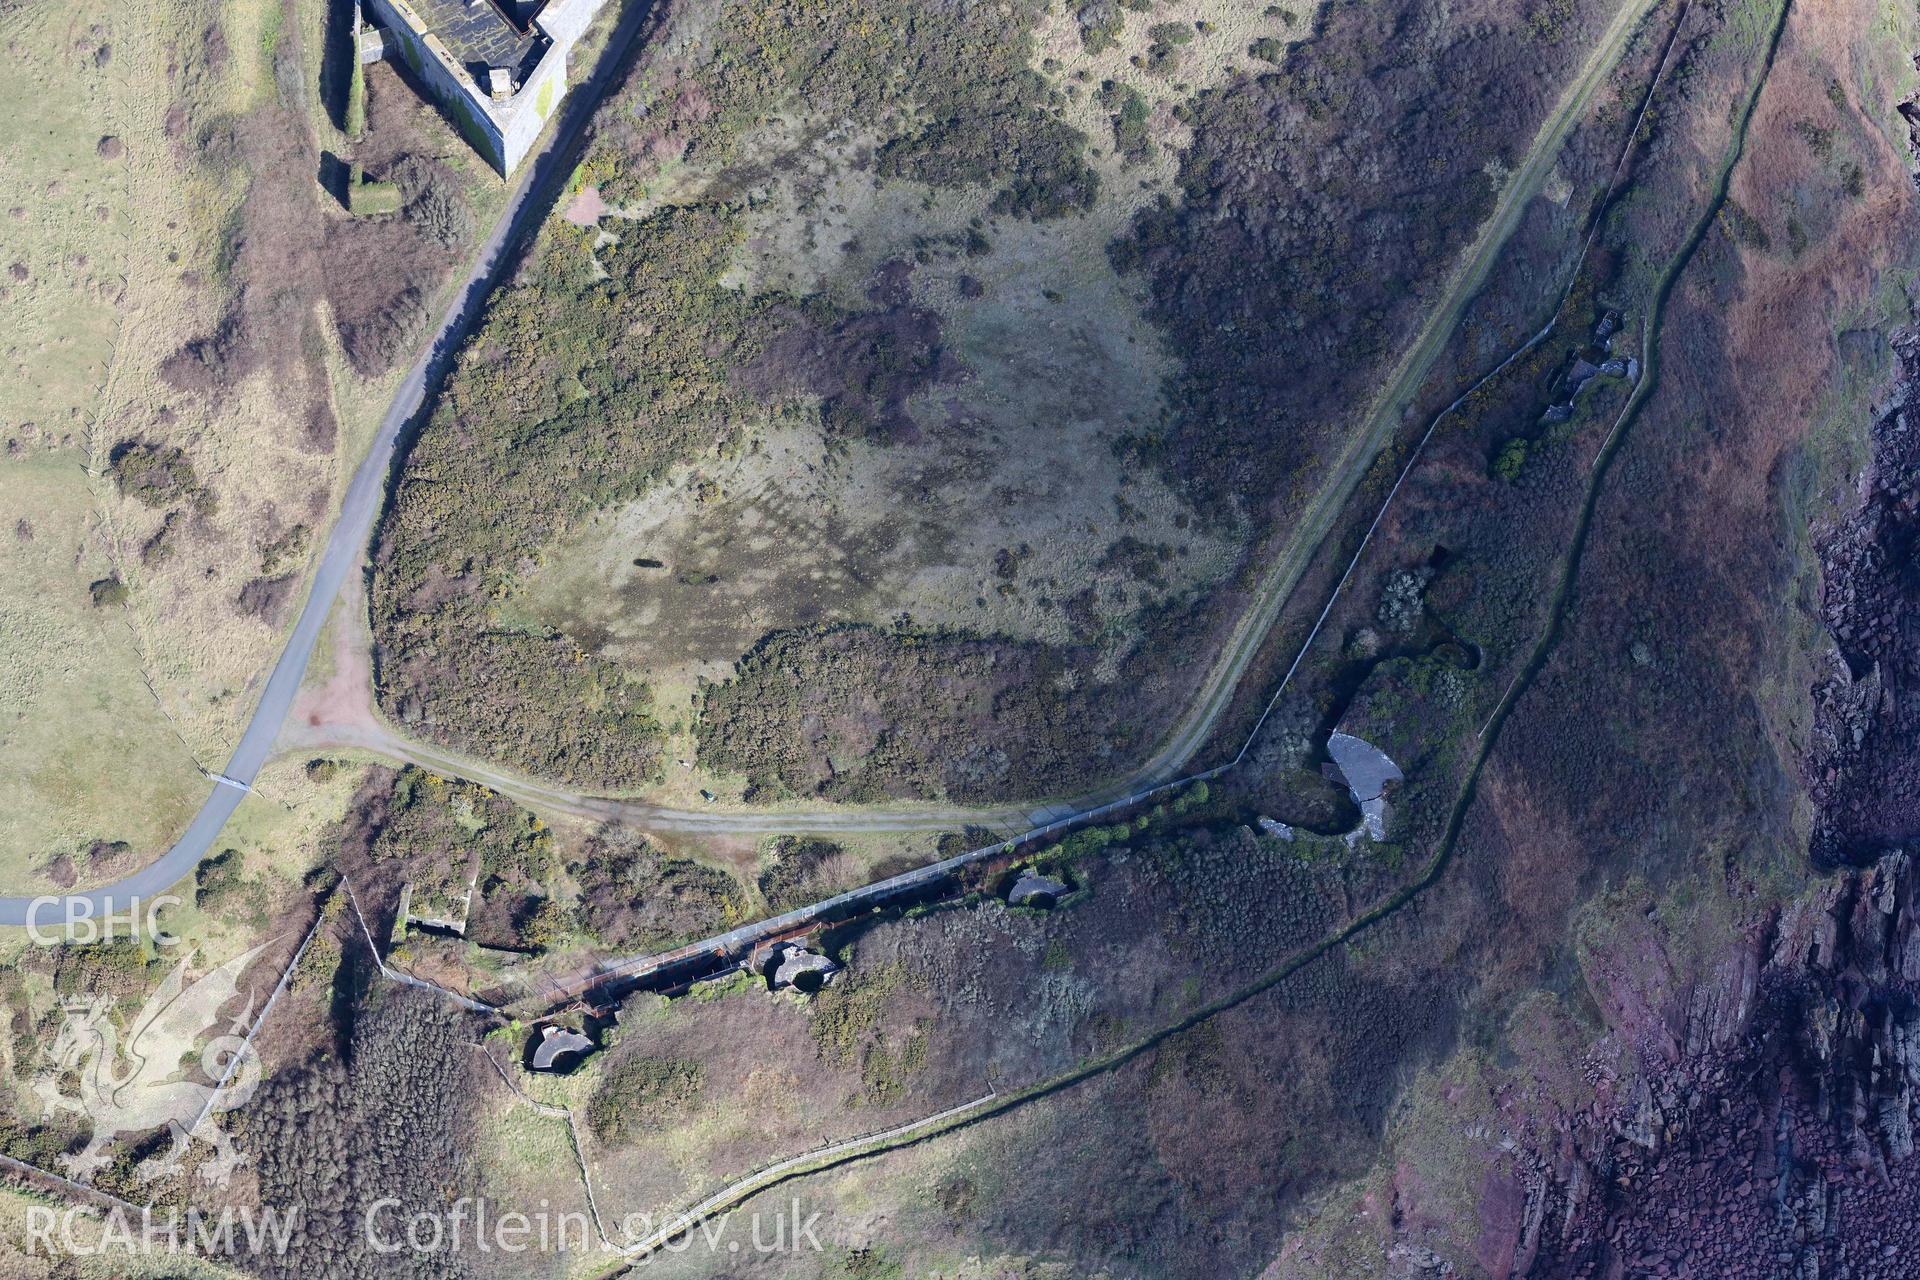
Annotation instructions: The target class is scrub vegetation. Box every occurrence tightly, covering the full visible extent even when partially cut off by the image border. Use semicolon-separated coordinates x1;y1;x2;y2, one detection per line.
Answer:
373;0;1629;808
11;2;1920;1278
0;0;498;882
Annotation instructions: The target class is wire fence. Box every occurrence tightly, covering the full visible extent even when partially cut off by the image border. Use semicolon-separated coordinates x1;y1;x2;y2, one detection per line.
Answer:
190;912;329;1133
521;0;1703;1012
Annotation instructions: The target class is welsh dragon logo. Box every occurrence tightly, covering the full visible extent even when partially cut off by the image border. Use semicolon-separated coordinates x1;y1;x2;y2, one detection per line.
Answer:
31;940;275;1187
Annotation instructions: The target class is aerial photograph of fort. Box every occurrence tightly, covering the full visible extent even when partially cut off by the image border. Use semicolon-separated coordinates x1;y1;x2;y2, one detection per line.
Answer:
4;0;1920;1275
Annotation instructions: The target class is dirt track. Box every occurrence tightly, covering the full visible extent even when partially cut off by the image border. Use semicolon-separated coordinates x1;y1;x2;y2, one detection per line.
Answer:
8;0;1662;924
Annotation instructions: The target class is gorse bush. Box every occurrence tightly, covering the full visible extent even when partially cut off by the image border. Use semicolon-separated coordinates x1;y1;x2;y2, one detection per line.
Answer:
696;624;1146;803
586;1055;705;1142
1492;436;1531;481
759;836;847;912
567;824;746;951
109;440;211;512
656;0;1097;220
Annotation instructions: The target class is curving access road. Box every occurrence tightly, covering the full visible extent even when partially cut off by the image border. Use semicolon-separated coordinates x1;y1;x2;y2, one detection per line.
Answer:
0;0;661;928
294;0;1664;834
4;0;1660;926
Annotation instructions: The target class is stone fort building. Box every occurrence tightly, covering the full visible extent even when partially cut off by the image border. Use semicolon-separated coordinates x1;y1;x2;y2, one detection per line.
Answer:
357;0;607;176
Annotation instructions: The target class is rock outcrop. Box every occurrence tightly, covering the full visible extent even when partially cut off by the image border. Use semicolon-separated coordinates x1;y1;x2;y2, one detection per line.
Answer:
1809;330;1920;868
1485;854;1920;1280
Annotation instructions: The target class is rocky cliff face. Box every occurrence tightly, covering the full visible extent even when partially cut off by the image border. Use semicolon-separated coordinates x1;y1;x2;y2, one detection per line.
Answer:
1411;326;1920;1279
1503;854;1920;1280
1488;335;1920;1276
1809;330;1920;868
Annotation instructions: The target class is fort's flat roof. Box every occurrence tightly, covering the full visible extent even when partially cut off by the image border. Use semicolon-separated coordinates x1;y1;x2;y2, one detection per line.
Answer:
412;0;543;78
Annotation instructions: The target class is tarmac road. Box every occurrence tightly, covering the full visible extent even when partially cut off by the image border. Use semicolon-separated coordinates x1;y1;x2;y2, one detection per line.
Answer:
293;0;1661;836
2;0;1657;927
0;0;660;928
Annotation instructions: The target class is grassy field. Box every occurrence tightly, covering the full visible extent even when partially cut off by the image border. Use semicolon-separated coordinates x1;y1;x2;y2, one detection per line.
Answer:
0;0;506;889
0;5;126;441
0;0;303;883
0;1183;251;1279
0;454;205;890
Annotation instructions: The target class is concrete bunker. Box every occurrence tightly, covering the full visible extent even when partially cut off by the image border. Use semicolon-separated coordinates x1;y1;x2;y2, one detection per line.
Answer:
751;941;840;994
528;1023;594;1072
1324;730;1404;842
1006;869;1070;910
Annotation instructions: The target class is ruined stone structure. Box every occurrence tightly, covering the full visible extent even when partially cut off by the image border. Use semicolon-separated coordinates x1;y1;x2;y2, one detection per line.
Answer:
357;0;607;176
530;1024;594;1071
1007;869;1069;909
